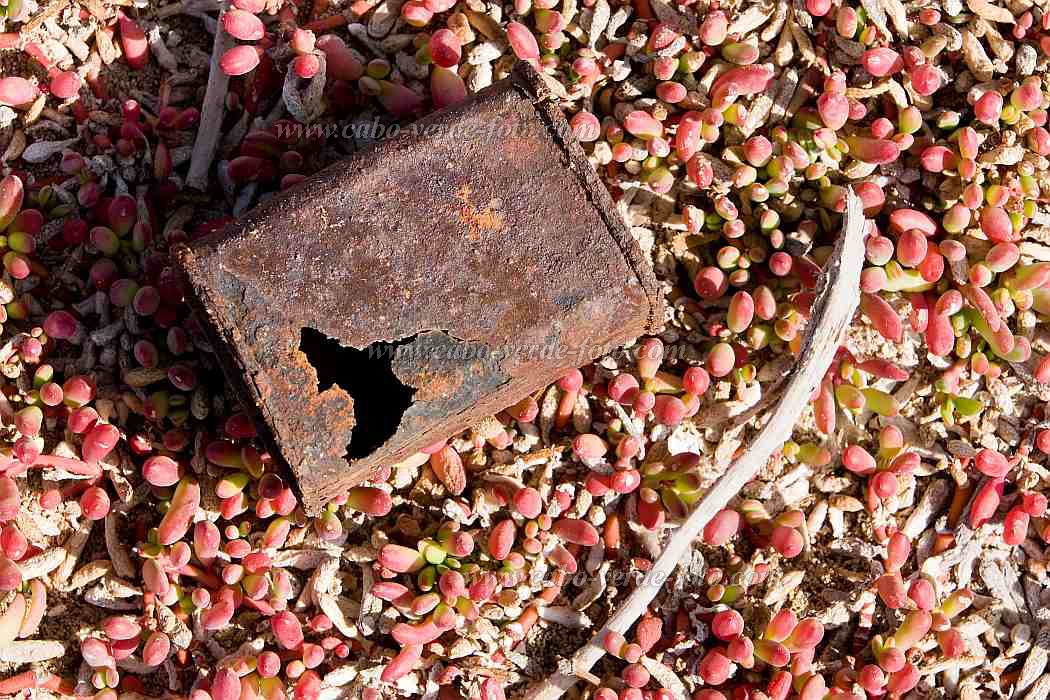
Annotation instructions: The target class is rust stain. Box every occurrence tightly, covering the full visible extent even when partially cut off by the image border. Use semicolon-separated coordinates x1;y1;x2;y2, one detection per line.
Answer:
455;185;506;239
408;370;459;402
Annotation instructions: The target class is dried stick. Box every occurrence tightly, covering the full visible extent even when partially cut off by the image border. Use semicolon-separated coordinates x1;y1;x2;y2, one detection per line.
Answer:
187;3;234;190
523;189;867;700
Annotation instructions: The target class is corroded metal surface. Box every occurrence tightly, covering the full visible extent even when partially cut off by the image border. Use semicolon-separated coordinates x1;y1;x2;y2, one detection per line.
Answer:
175;62;663;513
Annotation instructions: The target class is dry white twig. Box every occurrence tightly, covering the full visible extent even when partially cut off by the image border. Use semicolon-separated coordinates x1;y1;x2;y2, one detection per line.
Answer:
524;189;867;700
52;519;94;585
0;640;65;663
105;512;135;579
187;3;234;190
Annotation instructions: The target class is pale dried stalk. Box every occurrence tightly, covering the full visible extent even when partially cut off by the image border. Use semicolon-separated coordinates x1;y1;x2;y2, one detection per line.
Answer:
67;559;112;590
19;548;66;580
0;640;65;663
105;512;135;579
640;656;687;700
52;519;94;585
187;3;234;190
1017;626;1050;695
523;190;867;700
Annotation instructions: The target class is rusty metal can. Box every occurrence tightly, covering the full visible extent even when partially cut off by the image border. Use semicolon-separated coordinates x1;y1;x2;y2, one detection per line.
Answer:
175;63;662;513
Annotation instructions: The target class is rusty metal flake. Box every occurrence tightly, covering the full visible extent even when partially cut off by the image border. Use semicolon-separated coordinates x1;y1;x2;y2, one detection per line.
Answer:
175;62;663;514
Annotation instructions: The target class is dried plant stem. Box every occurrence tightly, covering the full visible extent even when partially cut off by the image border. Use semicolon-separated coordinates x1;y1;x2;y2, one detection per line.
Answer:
22;0;70;33
523;189;867;700
187;3;234;190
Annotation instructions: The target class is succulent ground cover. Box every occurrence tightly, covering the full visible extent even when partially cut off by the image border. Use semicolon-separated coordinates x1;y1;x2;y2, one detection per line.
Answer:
1;0;1050;697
